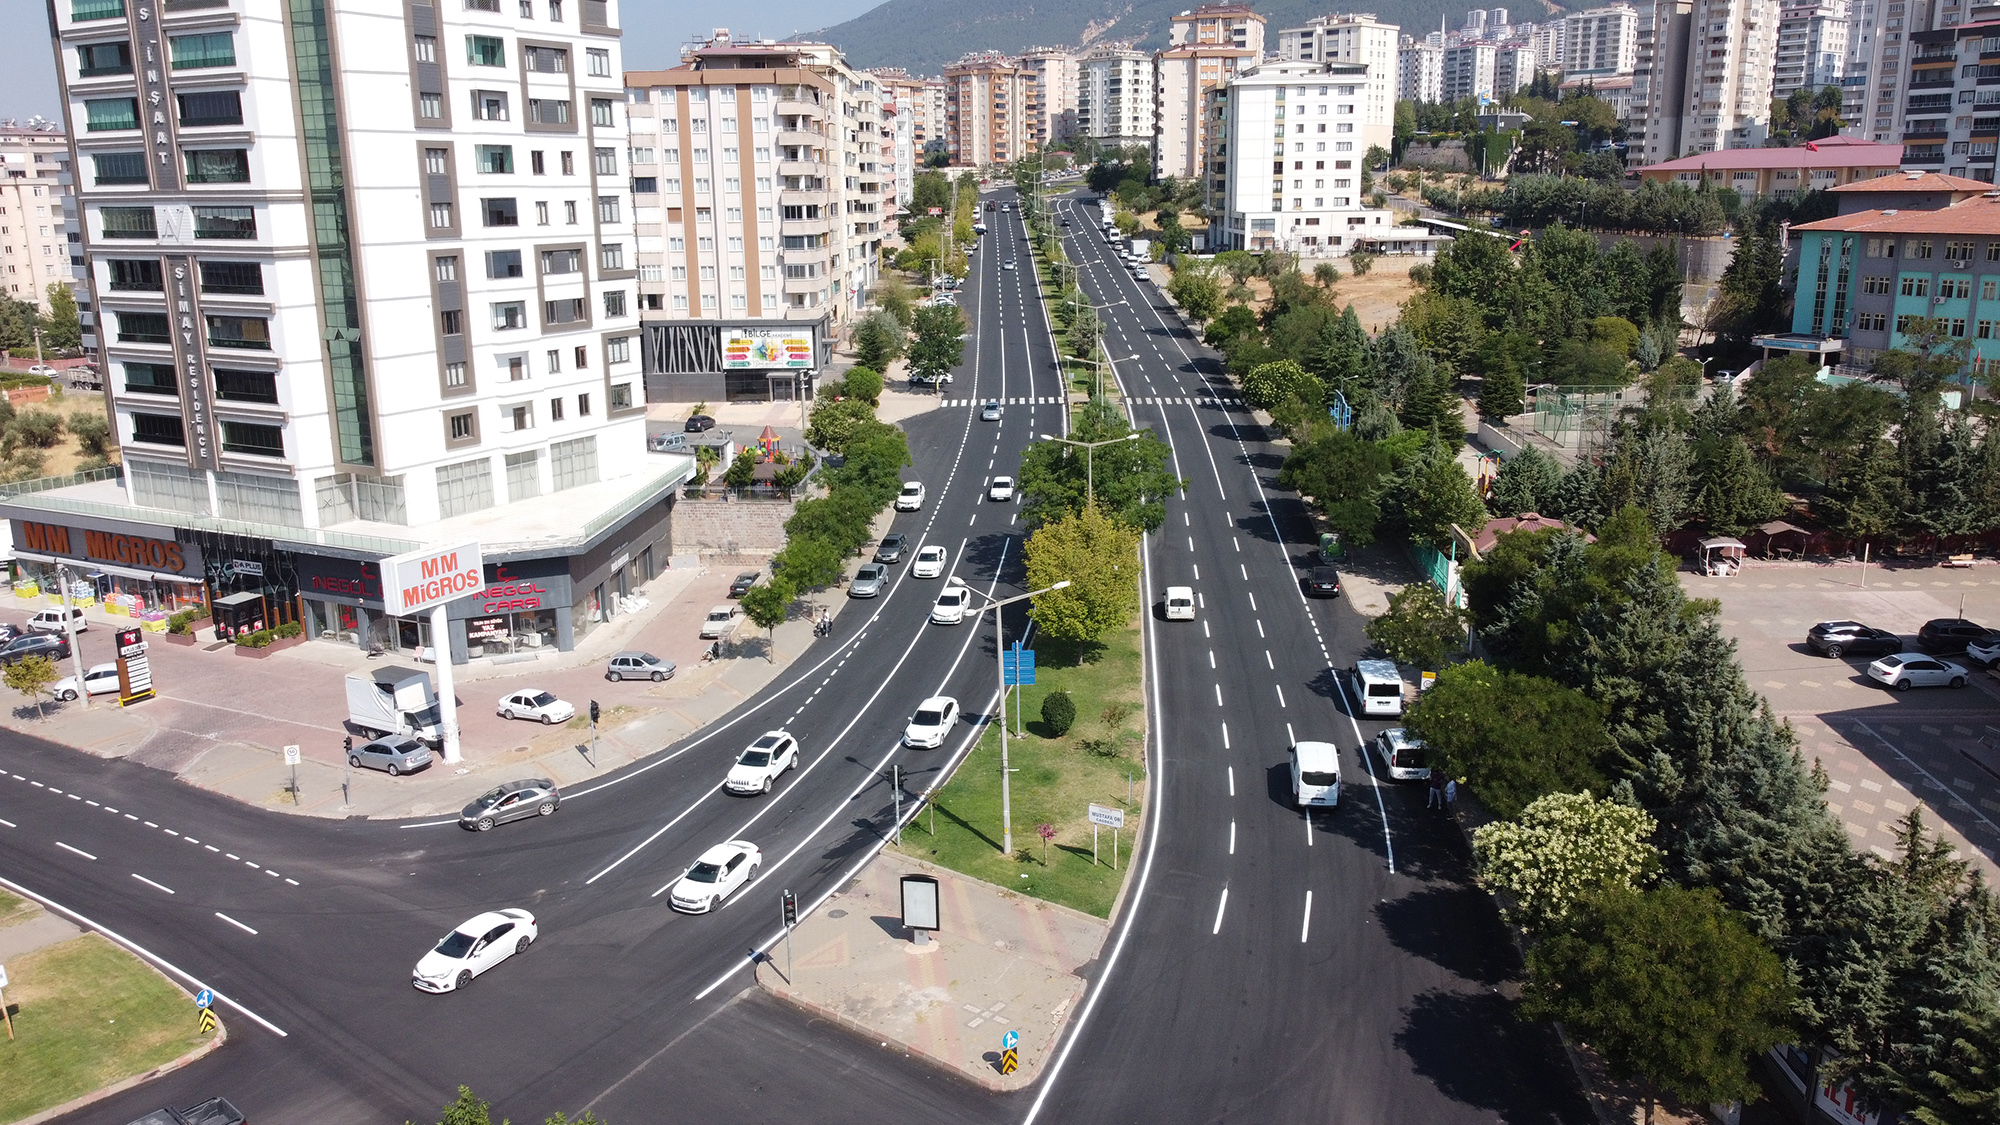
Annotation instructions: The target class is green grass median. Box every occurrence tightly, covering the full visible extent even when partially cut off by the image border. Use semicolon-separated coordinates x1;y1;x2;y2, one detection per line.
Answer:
896;618;1147;918
0;933;212;1122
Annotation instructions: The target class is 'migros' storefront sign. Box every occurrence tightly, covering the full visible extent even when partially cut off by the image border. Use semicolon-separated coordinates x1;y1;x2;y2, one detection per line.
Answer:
15;519;205;577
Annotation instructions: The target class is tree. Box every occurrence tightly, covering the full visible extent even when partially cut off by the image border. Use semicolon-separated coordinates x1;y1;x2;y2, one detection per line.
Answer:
1472;791;1660;932
1023;504;1141;646
1203;303;1258;350
6;411;63;450
805;397;876;453
1243;359;1323;412
1041;690;1075;736
773;535;844;598
739;576;795;661
1398;362;1462;440
39;284;80;351
1522;886;1793;1113
842;365;884;407
723;447;758;487
850;310;906;371
1400;452;1487;551
1018;403;1182;532
1167;259;1223;324
1278;429;1392;546
874;273;915;328
1403;661;1616;817
4;653;57;721
1347;248;1376;277
1487;444;1563;517
1312;260;1341;290
69;412;113;461
907;303;967;384
1366;582;1468;670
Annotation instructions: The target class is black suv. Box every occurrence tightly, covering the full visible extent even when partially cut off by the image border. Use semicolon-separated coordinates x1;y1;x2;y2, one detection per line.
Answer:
0;633;69;665
1305;566;1341;598
1918;618;1995;653
875;533;908;564
1806;621;1903;659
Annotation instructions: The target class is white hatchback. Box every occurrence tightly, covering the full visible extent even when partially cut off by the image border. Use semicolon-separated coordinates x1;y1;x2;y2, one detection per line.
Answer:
911;545;949;578
53;662;120;702
1867;652;1970;691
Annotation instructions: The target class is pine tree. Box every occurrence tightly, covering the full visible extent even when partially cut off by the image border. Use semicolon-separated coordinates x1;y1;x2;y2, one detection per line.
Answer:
1398;361;1463;440
1488;444;1564;517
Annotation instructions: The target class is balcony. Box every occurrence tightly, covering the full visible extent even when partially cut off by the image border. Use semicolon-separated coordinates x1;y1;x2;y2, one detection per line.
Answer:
1902;128;1950;141
778;160;831;179
782;273;826;295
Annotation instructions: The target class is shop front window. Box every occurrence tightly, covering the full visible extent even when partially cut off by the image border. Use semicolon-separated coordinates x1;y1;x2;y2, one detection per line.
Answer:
571;585;603;640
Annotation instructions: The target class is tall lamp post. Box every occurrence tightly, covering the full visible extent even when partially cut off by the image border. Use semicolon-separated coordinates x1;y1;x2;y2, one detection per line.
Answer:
960;578;1071;856
1038;431;1141;505
52;563;89;709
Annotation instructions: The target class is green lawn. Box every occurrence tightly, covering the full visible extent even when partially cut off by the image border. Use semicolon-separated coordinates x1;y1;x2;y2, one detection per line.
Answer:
0;889;32;928
0;934;213;1122
895;619;1147;918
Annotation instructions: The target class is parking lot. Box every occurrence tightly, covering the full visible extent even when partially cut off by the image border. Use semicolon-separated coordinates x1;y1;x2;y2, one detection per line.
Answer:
1691;559;2000;880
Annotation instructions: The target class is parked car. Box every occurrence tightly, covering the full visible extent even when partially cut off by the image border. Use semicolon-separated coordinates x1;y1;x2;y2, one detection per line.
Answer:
0;622;26;646
122;1097;247;1125
1372;728;1431;782
874;533;908;563
349;735;433;776
1967;635;2000;668
1918;618;1995;653
1807;621;1903;659
1304;567;1341;598
648;431;688;452
684;414;717;433
459;779;560;831
1867;652;1971;691
27;606;87;634
412;908;538;991
496;689;574;724
724;731;800;795
0;633;69;665
850;563;888;598
699;604;742;640
53;663;121;702
607;651;674;682
26;364;57;378
911;545;948;578
668;840;762;913
729;570;761;597
895;481;927;511
904;696;960;748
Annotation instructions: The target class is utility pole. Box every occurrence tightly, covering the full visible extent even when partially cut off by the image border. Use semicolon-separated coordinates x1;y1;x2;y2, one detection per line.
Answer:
1039;431;1140;506
960;579;1072;855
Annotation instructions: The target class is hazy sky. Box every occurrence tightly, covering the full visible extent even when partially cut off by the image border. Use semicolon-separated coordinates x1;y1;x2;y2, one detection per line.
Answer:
0;0;882;124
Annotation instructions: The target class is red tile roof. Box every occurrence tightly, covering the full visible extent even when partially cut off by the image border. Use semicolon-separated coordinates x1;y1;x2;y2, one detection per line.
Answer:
1793;193;2000;234
1639;136;1904;174
1829;171;1992;193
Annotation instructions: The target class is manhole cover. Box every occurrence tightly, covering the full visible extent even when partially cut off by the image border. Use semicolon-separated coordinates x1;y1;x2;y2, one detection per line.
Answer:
828;909;847;918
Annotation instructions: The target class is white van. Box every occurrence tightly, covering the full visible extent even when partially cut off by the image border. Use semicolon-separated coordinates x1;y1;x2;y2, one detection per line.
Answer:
1290;741;1341;808
28;606;87;634
1164;586;1195;620
1353;659;1406;717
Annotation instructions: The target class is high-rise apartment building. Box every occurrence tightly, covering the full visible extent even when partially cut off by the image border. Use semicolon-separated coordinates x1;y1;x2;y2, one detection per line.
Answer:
35;0;688;663
1273;14;1397;154
1078;47;1155;146
1204;60;1396;256
1494;42;1538;93
882;86;915;216
944;52;1032;166
627;32;884;401
1680;0;1780;150
1886;18;2000;180
1629;0;1694;161
1019;47;1080;149
870;67;931;183
1564;5;1642;76
1397;35;1445;101
0;125;78;312
1154;6;1264;180
1528;19;1569;66
1843;0;1954;142
1170;3;1267;51
1773;0;1850;98
1443;42;1499;100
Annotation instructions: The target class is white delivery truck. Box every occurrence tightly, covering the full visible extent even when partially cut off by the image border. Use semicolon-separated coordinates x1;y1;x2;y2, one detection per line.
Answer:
345;667;445;741
1127;238;1151;264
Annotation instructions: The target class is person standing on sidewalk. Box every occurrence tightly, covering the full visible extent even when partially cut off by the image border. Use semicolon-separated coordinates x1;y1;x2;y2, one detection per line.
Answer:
1444;777;1459;811
1427;773;1445;809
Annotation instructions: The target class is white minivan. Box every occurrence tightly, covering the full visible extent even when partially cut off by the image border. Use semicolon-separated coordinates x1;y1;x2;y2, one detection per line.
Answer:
1290;741;1341;808
28;606;86;634
1353;659;1406;717
1164;586;1195;620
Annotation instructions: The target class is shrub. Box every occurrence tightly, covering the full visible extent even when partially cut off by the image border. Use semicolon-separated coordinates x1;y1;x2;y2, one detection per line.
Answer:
1101;702;1131;727
1041;690;1076;736
274;621;304;639
233;629;275;648
1077;735;1118;758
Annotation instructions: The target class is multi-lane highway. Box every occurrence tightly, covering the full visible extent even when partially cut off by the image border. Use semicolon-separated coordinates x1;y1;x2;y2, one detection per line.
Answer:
2;184;1589;1124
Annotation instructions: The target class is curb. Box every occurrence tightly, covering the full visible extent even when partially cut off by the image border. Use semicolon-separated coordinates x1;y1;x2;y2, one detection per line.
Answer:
10;960;228;1125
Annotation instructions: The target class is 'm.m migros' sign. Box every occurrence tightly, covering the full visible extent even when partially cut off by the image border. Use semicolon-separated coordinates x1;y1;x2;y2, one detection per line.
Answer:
16;520;201;576
379;541;485;616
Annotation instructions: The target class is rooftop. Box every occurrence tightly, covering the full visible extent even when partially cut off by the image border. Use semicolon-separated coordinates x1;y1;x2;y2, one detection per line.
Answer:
1639;136;1904;173
1792;193;2000;235
1829;171;1993;193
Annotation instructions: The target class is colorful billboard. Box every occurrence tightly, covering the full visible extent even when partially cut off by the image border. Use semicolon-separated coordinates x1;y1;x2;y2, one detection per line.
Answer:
722;330;814;370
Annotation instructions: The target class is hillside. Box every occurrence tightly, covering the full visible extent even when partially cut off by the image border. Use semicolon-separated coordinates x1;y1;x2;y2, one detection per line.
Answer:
812;0;1577;75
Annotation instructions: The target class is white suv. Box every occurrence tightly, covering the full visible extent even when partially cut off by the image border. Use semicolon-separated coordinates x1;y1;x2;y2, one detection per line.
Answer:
894;481;926;511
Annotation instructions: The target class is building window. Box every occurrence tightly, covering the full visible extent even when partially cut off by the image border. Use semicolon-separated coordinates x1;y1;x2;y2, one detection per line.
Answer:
524;46;568;73
76;41;132;77
221;421;284;457
84;97;139;131
511;404;532;430
437;457;495;517
425;148;449;174
550;396;565;421
565;201;578;223
192;205;256;239
1909;239;1935;258
419;93;442;119
594;147;617;175
528;99;571;125
532;150;547;174
131;413;187;446
540;248;580;274
482;198;519;226
476;145;513;174
550;435;598;490
100;206;155;239
123;362;177;395
487;249;523;278
499;354;527;380
92;151;148;186
1862;275;1892;294
177;90;242;127
577;392;590;416
600;243;624;270
430;202;454;228
213;369;279;404
606;335;630;363
573;345;586;368
492;301;526;329
545;348;561;374
591;98;614;126
473;90;510;120
448;411;476;440
413;34;436;62
1901;275;1931;296
536;201;550;225
598;195;621;222
444;361;467;388
168;32;235;70
545;297;586;323
207;315;271;350
562;151;575;175
107;259;162;291
507;450;541;500
603;289;626;317
199;260;263;294
185;149;250;183
467;35;505;67
435;256;458;282
71;0;126;21
587;47;610;76
610;382;632;409
440;309;462;334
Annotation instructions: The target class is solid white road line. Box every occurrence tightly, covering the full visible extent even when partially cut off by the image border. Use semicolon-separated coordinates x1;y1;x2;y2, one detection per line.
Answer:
399;818;460;829
214;912;258;935
1301;891;1313;943
0;874;287;1037
55;841;96;860
131;873;174;894
1211;887;1229;935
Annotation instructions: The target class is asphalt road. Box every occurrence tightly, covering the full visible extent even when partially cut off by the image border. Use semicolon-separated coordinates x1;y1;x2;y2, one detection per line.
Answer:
6;188;1058;1125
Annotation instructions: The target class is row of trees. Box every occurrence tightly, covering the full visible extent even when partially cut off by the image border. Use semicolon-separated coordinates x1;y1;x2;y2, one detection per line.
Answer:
1392;513;2000;1121
0;285;81;356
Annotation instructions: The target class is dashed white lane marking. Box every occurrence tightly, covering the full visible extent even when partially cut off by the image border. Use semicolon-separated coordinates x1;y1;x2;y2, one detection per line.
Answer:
1276;685;1287;708
1265;650;1274;669
1247;592;1257;611
131;873;175;894
1227;765;1235;795
56;841;97;860
0;818;14;828
1213;684;1223;706
1240;564;1248;581
1301;891;1313;943
85;799;98;806
214;912;258;935
1211;886;1229;935
1208;650;1216;669
1229;821;1236;854
1306;811;1313;846
1256;619;1265;638
1222;724;1231;751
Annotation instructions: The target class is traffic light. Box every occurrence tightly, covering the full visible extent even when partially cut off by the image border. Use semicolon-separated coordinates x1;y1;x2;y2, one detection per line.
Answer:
343;735;352;754
589;700;600;724
782;889;798;928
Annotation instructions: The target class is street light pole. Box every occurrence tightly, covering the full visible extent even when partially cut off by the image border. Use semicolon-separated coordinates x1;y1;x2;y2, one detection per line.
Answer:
962;578;1071;856
1038;431;1141;506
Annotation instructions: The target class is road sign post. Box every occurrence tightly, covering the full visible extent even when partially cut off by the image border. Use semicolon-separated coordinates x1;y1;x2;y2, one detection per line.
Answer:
379;541;485;764
194;987;214;1034
0;962;12;1040
1089;804;1126;869
283;745;300;804
589;700;600;768
781;890;798;981
891;764;902;845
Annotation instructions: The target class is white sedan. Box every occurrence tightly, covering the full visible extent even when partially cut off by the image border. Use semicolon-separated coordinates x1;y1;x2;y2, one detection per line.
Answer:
412;908;538;992
988;476;1015;502
668;840;762;913
53;662;120;702
724;730;800;795
911;545;949;578
1867;652;1970;691
497;689;575;724
903;695;960;748
931;578;973;625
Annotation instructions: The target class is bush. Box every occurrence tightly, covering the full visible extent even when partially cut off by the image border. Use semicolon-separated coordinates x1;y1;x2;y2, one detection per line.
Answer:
165;607;210;635
233;629;275;648
843;366;884;406
1041;690;1076;736
274;621;304;639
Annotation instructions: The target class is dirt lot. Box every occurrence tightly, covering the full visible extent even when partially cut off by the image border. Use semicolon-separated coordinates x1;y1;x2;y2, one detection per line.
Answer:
1222;256;1424;335
9;388;114;477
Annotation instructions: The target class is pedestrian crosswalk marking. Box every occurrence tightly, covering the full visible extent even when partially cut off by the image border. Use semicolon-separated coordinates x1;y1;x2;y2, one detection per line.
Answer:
937;395;1245;408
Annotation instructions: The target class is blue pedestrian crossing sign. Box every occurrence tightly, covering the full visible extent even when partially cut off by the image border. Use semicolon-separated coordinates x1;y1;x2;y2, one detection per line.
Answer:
1002;644;1035;686
1002;1029;1019;1051
195;989;214;1009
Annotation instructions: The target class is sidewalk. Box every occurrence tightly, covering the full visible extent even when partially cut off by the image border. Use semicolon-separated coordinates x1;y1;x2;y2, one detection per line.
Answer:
756;850;1106;1092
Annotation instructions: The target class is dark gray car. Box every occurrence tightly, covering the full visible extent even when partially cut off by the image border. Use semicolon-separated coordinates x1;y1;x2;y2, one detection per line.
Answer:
0;633;69;664
874;533;908;563
350;736;433;776
460;778;560;831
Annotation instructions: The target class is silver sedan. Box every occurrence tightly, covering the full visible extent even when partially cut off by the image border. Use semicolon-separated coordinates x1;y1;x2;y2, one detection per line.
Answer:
459;778;560;831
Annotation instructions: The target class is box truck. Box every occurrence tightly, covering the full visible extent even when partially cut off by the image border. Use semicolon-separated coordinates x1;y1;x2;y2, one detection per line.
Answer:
346;666;444;741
